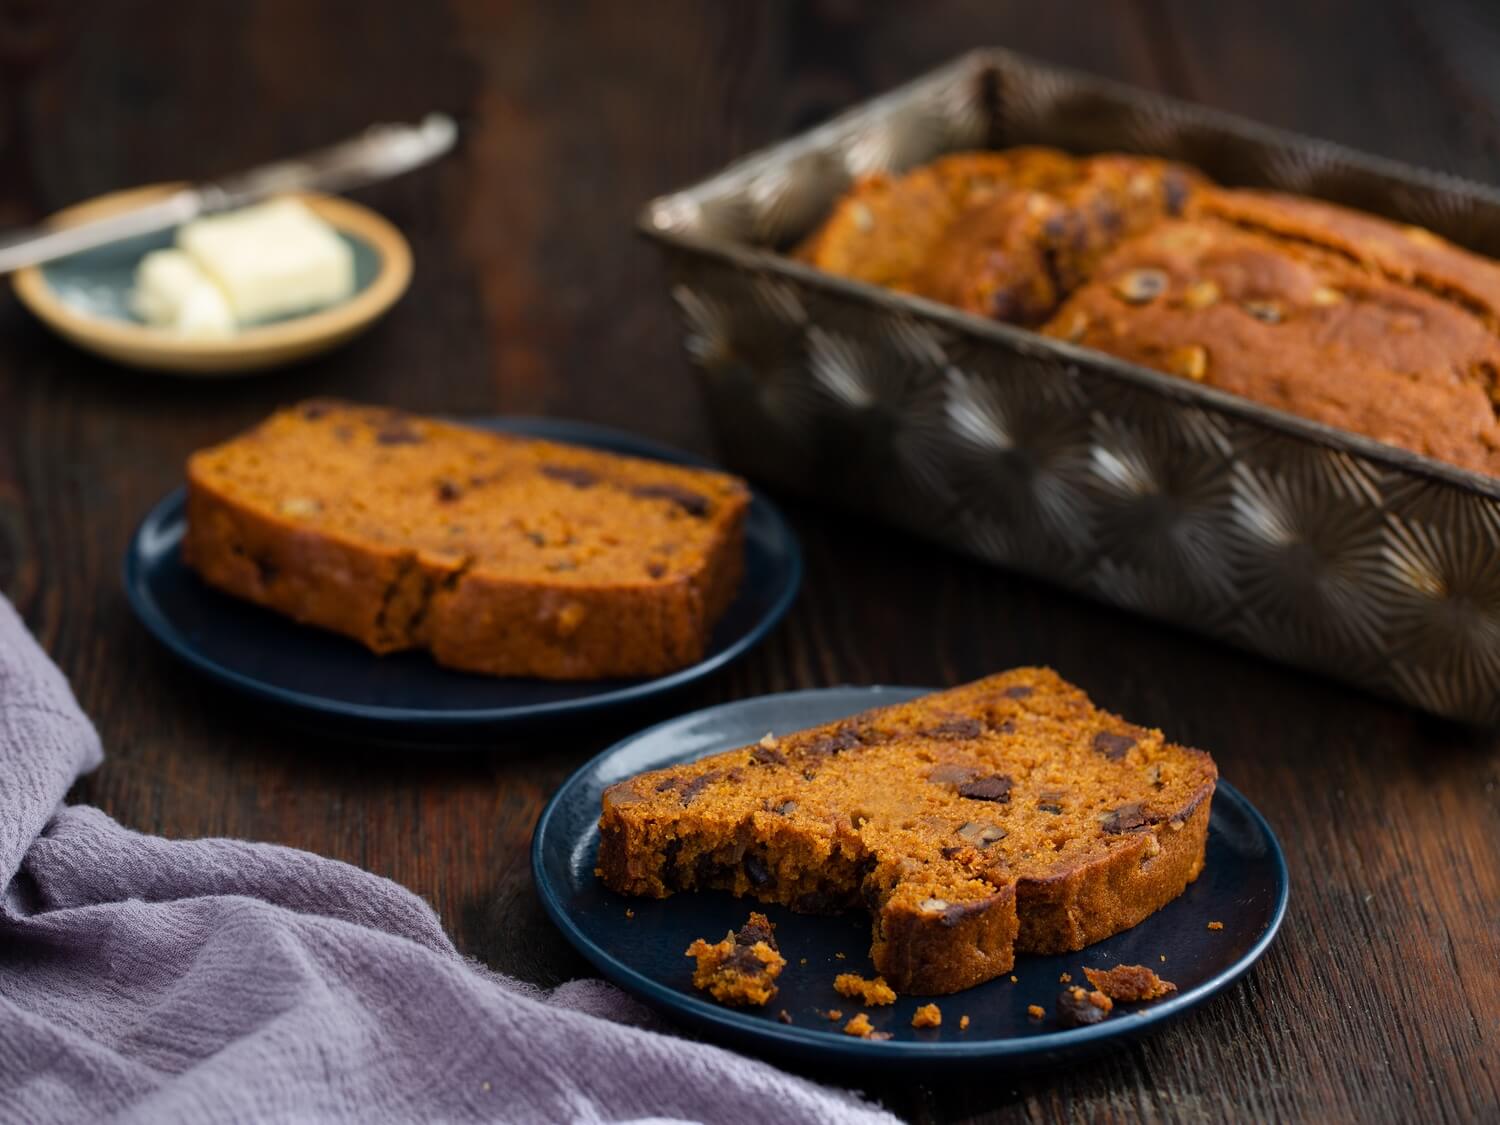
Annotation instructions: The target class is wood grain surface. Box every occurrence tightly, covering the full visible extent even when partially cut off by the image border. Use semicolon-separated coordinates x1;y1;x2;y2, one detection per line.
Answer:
2;1;1498;1120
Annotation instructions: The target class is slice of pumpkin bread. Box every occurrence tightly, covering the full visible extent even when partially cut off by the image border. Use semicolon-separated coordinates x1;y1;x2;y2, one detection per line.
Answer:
183;400;750;679
597;668;1216;994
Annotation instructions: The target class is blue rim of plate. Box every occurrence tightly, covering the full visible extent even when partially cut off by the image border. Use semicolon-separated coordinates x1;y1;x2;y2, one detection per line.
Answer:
532;686;1290;1065
122;417;802;730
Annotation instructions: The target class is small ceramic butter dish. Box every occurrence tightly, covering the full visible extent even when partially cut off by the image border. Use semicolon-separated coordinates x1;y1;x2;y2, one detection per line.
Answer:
13;184;411;375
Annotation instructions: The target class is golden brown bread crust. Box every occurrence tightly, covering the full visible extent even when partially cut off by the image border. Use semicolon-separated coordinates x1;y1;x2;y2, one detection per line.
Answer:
796;148;1201;324
1041;217;1500;474
912;190;1067;323
914;154;1202;324
796;150;1500;476
183;401;749;679
596;668;1217;994
1197;187;1500;361
792;149;1078;291
870;884;1019;994
1016;793;1211;953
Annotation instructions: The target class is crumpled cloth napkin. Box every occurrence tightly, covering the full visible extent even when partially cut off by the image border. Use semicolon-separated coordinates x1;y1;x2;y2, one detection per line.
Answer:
0;596;894;1125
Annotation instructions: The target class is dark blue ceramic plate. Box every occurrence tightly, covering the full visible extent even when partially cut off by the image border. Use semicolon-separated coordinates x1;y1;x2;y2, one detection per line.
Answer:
533;687;1289;1067
124;419;802;741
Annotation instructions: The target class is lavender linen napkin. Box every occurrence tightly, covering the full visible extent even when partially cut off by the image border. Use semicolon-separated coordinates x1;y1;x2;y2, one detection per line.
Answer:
0;596;895;1125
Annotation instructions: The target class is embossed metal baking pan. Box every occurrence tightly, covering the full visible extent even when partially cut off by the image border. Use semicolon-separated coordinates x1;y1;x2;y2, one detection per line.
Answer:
639;48;1500;724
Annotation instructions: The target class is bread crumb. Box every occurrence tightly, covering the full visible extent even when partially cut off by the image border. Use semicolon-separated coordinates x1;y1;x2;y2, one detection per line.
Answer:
1207;920;1224;931
834;973;897;1006
1009;974;1018;983
799;958;807;965
624;908;634;919
823;1009;843;1021
959;1015;970;1030
911;1003;942;1029
835;951;847;960
776;1009;792;1024
1027;1004;1045;1020
843;1012;878;1038
1084;964;1177;1002
685;914;785;1007
1059;972;1071;982
1160;954;1166;962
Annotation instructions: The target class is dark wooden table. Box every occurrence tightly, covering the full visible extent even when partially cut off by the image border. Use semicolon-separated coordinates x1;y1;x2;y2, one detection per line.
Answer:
2;1;1497;1120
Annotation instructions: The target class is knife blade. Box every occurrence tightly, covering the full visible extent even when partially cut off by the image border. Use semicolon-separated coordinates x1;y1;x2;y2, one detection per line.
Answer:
0;113;457;275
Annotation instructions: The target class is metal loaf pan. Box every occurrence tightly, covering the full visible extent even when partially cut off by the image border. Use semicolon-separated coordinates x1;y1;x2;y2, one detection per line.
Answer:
639;48;1500;724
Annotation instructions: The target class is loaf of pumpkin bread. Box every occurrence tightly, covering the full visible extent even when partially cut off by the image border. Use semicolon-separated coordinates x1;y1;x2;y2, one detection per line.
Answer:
598;668;1216;994
183;401;750;679
797;149;1500;475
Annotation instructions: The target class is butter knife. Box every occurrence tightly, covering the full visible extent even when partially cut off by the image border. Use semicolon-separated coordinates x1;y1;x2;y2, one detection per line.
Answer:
0;113;457;275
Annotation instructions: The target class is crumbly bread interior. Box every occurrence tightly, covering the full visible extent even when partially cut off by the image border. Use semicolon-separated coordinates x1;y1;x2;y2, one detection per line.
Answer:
685;912;785;1006
1083;963;1177;1001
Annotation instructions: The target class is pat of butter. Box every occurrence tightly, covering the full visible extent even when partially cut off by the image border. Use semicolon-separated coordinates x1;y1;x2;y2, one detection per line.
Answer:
132;249;235;337
175;198;354;324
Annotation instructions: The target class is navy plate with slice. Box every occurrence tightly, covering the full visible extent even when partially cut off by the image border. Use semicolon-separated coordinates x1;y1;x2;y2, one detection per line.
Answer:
532;687;1289;1068
124;418;801;742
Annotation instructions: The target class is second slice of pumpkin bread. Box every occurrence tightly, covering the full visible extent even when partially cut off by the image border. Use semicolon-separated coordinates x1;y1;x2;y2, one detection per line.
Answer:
598;668;1216;994
184;400;750;679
